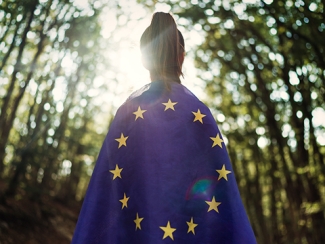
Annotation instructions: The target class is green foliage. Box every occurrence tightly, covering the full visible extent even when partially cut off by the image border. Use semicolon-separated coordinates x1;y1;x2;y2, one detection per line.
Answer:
0;0;112;203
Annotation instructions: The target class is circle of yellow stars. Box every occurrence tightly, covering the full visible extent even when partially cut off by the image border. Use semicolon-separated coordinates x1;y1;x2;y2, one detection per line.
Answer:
108;98;232;241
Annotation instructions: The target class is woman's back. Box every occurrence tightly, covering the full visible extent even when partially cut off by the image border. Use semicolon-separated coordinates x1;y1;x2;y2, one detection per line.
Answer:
72;12;256;244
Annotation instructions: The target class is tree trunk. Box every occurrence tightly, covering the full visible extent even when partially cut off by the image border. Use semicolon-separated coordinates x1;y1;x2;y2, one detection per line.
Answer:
0;3;37;173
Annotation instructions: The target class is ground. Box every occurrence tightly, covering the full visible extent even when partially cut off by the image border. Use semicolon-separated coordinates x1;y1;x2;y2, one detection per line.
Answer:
0;195;80;244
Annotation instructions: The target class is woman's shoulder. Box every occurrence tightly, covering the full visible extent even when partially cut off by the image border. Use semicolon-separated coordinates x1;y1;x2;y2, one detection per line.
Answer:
109;80;216;134
171;82;209;109
116;80;208;116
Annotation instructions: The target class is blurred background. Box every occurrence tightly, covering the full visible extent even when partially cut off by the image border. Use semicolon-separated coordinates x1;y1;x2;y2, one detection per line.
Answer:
0;0;324;243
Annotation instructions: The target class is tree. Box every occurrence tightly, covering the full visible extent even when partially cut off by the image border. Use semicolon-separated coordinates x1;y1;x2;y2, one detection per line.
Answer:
0;0;111;204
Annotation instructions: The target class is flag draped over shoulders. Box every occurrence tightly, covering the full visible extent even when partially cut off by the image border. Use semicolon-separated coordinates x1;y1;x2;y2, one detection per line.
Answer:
72;80;256;244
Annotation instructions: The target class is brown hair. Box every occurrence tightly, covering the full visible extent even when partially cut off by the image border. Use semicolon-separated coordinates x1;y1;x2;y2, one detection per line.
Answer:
140;12;185;86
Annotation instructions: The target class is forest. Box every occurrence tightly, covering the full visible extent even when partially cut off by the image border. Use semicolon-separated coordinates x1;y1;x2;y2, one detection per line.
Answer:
0;0;324;243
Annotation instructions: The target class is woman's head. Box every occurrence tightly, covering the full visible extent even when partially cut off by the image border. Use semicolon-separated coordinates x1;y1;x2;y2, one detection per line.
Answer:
140;12;185;84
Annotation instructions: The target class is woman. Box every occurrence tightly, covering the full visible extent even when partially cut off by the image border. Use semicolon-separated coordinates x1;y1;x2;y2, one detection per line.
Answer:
72;12;256;243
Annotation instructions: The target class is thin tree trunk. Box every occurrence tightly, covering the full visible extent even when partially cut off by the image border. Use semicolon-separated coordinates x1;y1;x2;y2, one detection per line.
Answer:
0;3;37;172
0;13;26;72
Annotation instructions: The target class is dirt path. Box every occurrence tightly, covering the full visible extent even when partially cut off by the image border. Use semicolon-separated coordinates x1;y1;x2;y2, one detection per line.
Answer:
0;197;80;244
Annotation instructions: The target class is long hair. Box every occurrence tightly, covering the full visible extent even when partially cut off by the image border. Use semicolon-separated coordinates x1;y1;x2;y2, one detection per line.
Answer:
140;12;185;86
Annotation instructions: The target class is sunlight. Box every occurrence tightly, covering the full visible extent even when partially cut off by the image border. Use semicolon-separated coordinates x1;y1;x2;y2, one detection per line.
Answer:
313;107;325;145
96;1;207;113
52;76;67;102
118;47;148;87
60;159;72;176
61;55;76;74
313;107;325;127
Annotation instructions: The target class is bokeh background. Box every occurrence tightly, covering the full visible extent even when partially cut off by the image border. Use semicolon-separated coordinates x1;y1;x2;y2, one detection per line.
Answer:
0;0;324;243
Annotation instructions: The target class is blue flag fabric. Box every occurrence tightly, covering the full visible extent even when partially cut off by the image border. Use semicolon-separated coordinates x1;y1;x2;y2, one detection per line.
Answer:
72;81;256;244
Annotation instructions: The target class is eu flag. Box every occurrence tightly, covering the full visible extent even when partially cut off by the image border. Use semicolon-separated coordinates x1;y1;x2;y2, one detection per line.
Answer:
72;80;256;243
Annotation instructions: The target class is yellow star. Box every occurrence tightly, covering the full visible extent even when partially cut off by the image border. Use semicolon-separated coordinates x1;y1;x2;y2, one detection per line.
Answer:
134;213;144;230
119;193;129;209
192;109;206;124
159;221;176;240
216;164;231;181
186;217;198;235
115;133;128;148
162;99;178;111
205;196;221;213
210;133;224;148
109;164;123;180
133;106;147;121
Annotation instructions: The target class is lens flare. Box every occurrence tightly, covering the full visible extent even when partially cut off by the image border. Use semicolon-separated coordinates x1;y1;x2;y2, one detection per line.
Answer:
186;176;219;201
